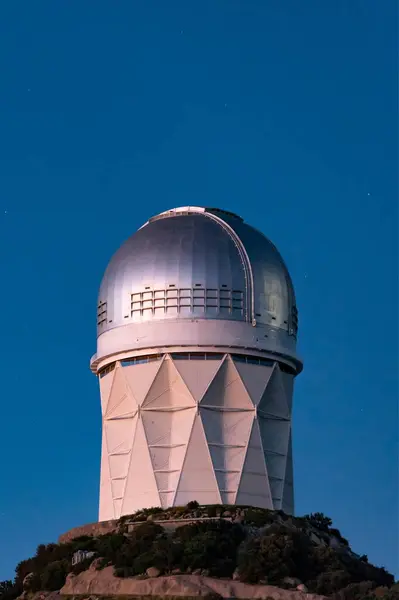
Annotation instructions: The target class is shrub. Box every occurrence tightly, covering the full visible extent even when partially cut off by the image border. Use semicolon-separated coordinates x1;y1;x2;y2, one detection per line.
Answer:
331;580;375;600
313;570;352;595
40;560;69;591
360;555;369;563
238;525;311;584
238;522;346;587
304;512;333;532
330;527;350;546
339;553;394;589
71;557;94;575
175;520;245;577
132;521;164;542
140;506;163;516
244;508;274;527
96;533;126;562
0;581;21;600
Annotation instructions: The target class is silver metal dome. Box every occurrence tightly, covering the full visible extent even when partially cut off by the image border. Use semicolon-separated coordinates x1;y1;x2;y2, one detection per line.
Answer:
97;206;298;337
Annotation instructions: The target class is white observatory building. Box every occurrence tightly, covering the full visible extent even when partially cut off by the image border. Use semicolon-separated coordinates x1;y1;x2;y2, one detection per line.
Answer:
91;207;302;522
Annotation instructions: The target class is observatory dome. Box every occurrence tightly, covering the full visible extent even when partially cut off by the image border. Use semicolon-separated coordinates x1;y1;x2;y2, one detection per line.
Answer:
93;207;300;372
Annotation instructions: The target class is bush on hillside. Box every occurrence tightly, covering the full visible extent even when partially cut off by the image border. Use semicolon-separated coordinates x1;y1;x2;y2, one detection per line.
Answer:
0;581;21;600
238;523;320;585
304;512;333;532
176;520;245;577
39;560;69;591
243;507;275;527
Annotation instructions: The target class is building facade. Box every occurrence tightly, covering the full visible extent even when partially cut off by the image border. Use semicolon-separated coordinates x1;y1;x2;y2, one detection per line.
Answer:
91;206;302;521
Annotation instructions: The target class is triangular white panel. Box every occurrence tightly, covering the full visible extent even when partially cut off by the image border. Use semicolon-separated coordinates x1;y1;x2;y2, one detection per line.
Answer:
233;360;274;406
258;417;291;456
258;367;290;418
221;492;236;505
122;419;160;513
200;358;253;409
285;433;294;485
174;416;221;505
201;408;254;446
111;478;125;499
109;453;131;480
154;469;180;492
105;416;137;454
236;420;272;509
280;371;295;412
123;360;163;405
105;367;137;419
282;438;294;515
208;444;248;472
159;491;174;508
107;393;138;420
113;498;123;519
149;445;187;472
282;433;294;514
282;480;294;515
173;357;223;402
263;452;287;482
99;368;116;415
269;478;284;505
142;408;195;446
215;470;241;492
142;359;196;409
99;431;114;521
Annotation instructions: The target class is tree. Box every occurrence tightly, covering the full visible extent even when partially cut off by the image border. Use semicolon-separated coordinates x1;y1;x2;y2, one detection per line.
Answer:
304;512;333;532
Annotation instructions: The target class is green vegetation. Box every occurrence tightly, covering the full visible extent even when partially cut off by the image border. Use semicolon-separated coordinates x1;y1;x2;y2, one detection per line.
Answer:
0;504;397;600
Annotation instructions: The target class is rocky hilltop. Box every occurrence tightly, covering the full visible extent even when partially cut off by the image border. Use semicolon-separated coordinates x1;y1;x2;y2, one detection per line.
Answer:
1;503;397;600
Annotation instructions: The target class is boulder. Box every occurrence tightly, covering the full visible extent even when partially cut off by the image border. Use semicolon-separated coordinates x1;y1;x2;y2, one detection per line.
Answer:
329;536;342;550
310;532;325;546
146;566;161;578
89;557;105;571
283;577;302;588
23;573;35;591
233;515;244;524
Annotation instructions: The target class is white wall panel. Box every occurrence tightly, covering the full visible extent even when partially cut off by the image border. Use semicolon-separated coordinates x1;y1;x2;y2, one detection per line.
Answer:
200;358;253;409
124;360;163;405
143;359;196;408
174;415;221;505
233;361;274;405
99;369;115;415
174;357;223;402
258;368;290;418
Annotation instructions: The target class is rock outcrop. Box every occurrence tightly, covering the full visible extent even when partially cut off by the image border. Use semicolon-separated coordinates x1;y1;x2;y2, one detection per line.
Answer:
61;566;327;600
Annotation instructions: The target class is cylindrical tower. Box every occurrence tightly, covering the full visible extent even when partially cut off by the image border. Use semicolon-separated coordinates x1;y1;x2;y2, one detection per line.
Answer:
91;206;302;521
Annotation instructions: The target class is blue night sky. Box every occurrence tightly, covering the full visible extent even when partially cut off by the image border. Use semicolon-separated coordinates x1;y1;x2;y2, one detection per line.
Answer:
0;0;397;581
